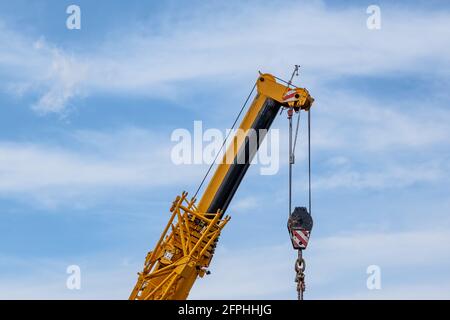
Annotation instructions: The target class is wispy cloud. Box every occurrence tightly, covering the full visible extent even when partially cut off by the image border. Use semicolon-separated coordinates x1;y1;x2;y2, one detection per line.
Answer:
190;227;450;299
311;161;446;190
31;40;89;114
228;196;260;213
1;1;449;113
1;226;448;299
310;90;450;152
0;254;136;299
0;128;204;206
1;1;449;300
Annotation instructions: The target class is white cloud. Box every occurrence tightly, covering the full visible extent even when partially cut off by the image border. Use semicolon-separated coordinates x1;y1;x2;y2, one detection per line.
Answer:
0;2;449;301
337;283;450;300
311;161;445;190
31;41;89;114
1;227;449;299
0;128;204;205
0;254;137;299
1;1;449;113
190;228;450;299
309;90;450;152
0;32;89;113
228;196;260;213
274;85;450;192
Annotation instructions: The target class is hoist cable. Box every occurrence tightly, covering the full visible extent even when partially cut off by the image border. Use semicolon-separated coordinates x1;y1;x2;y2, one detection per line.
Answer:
289;109;311;301
292;111;301;156
289;111;301;217
286;65;300;218
273;74;300;89
308;109;312;216
288;115;292;217
192;82;257;200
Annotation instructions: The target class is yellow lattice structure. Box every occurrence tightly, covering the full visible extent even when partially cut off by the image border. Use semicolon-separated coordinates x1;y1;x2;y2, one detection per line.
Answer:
129;191;230;300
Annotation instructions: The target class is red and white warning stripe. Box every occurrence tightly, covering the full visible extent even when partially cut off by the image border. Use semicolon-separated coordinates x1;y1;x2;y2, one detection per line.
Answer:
292;229;310;249
282;89;298;103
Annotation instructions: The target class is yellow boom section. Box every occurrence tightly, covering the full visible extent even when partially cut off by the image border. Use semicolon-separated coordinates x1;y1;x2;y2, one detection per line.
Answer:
130;73;313;300
197;73;312;214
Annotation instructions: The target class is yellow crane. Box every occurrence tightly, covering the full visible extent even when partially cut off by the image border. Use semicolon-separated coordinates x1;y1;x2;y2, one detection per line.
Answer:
129;71;314;300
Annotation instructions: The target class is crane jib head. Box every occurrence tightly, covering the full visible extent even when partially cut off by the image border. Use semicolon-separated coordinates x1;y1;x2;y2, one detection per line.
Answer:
257;73;314;112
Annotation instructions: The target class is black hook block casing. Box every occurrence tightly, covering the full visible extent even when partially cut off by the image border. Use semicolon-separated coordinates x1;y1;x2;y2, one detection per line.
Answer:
288;207;313;250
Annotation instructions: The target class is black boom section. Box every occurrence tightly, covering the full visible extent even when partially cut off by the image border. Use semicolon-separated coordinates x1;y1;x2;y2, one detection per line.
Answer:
207;97;281;215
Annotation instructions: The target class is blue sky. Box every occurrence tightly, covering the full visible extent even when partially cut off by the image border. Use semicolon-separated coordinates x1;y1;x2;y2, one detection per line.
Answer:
0;0;450;299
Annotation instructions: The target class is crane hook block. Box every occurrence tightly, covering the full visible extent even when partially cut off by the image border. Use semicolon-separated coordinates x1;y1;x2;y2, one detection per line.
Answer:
288;207;313;250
